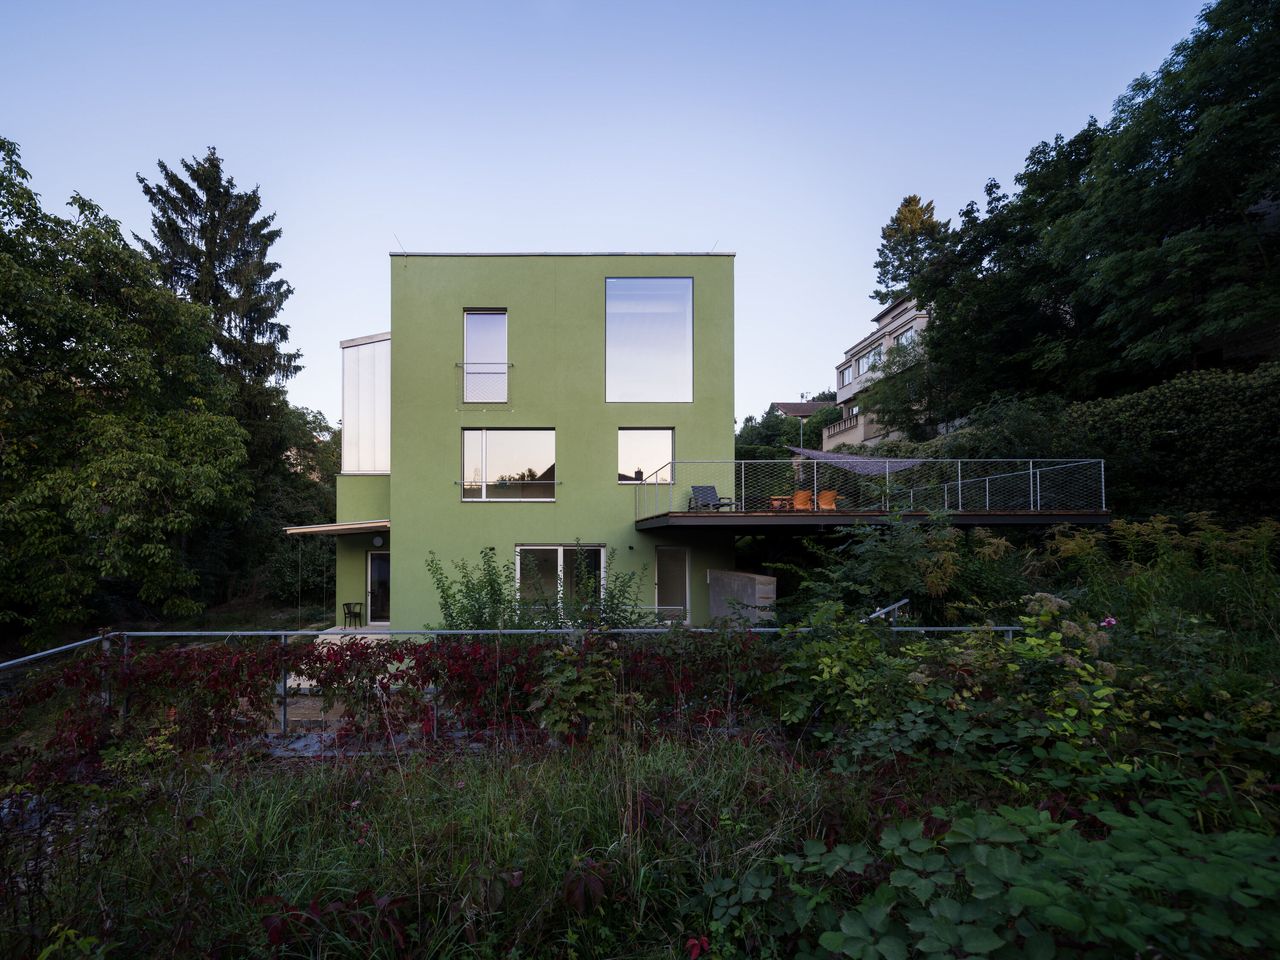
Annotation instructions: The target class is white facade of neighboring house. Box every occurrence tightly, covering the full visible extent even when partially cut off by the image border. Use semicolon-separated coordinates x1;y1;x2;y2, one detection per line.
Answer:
823;297;928;450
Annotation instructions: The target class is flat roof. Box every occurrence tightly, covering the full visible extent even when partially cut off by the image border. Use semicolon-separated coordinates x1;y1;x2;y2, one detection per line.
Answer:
339;331;391;349
388;251;736;258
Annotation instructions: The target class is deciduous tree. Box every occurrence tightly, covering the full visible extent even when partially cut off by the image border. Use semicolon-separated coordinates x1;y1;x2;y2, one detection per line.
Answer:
0;140;248;638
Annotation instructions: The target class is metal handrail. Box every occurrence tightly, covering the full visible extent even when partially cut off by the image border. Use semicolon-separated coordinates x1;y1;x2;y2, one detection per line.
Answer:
860;598;910;623
0;633;114;673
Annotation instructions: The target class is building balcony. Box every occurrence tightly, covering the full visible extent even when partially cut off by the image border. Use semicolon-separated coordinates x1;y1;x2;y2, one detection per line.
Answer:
633;457;1109;529
822;413;861;448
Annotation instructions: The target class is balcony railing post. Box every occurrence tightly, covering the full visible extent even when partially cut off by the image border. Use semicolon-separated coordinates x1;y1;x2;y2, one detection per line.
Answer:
739;460;745;510
956;461;962;512
985;477;990;510
279;632;288;736
1100;460;1106;511
1028;460;1035;511
882;462;889;511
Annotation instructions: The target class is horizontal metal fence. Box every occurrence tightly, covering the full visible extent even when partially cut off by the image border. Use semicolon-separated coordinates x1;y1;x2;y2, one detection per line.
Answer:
1;608;1027;745
634;458;1106;520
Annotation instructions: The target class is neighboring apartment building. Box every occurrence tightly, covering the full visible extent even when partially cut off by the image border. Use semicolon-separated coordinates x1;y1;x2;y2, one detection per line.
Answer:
289;253;737;628
823;297;928;449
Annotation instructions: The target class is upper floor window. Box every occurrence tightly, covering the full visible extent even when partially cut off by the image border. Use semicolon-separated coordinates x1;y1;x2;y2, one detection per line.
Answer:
464;311;508;402
605;278;693;402
341;333;390;472
856;346;882;377
462;429;555;500
618;428;673;483
839;366;853;387
894;327;917;348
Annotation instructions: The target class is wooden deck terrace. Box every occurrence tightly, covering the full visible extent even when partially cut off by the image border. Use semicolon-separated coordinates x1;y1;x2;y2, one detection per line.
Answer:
634;509;1112;531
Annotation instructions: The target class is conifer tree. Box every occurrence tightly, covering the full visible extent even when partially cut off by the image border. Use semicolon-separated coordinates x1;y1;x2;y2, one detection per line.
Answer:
870;195;949;304
137;148;319;601
136;147;299;384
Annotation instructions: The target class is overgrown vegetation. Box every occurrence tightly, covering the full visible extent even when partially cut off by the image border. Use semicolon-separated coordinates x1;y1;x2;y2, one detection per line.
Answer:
0;139;337;648
426;546;657;631
3;516;1277;956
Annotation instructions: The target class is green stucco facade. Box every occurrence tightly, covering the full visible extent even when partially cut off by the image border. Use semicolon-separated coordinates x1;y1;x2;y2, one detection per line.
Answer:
334;253;736;628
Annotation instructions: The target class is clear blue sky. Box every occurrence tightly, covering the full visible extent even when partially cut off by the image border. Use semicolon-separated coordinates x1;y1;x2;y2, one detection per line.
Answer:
3;0;1207;426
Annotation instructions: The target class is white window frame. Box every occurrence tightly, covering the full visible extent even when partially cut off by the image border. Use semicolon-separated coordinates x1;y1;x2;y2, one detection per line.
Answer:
463;310;509;403
461;428;556;502
856;346;883;376
894;327;917;348
514;544;606;603
839;366;853;387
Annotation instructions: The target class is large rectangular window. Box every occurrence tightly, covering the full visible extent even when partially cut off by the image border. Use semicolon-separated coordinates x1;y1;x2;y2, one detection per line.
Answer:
516;545;604;609
605;278;693;402
464;311;508;402
856;346;883;376
341;334;391;472
462;429;555;500
618;428;673;483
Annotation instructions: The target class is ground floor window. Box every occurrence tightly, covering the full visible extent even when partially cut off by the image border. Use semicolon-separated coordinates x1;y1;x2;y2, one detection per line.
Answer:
515;545;604;610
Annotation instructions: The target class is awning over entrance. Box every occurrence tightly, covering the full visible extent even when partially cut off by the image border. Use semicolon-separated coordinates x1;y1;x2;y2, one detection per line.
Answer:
283;519;390;536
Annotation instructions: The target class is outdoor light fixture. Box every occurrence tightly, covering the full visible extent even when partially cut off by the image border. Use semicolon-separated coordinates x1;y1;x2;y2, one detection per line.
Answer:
372;536;385;547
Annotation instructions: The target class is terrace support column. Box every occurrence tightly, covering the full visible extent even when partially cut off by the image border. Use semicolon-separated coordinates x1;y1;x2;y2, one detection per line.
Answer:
279;633;288;736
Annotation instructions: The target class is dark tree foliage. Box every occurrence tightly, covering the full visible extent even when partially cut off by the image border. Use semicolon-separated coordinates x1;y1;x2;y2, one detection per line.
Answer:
136;147;298;385
851;364;1280;520
904;0;1280;423
736;396;843;459
137;149;332;603
0;139;248;638
870;195;949;305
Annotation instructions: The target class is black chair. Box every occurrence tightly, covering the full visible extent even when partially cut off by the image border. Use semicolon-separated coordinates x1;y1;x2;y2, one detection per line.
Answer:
343;602;364;628
688;485;737;511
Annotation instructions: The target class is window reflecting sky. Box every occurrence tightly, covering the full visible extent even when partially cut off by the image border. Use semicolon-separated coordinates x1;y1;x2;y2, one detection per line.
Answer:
464;429;555;482
618;428;673;482
606;278;693;402
465;312;507;363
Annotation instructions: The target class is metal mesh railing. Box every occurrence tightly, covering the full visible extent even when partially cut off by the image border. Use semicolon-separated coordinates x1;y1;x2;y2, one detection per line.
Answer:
634;458;1106;520
458;362;511;403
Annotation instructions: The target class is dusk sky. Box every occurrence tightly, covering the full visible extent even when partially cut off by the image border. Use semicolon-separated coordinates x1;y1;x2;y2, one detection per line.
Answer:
3;0;1208;426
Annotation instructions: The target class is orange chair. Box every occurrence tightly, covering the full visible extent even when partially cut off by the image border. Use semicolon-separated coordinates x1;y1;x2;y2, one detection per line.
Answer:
792;489;813;511
817;489;838;511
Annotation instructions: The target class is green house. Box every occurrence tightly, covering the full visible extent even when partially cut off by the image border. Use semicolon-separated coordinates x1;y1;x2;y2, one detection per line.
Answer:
290;253;738;628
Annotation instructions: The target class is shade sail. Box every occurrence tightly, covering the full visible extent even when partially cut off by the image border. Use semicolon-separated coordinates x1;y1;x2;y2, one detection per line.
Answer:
786;447;922;475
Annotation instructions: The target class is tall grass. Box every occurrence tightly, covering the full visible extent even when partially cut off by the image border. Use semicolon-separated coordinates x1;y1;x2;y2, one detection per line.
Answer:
2;738;825;957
